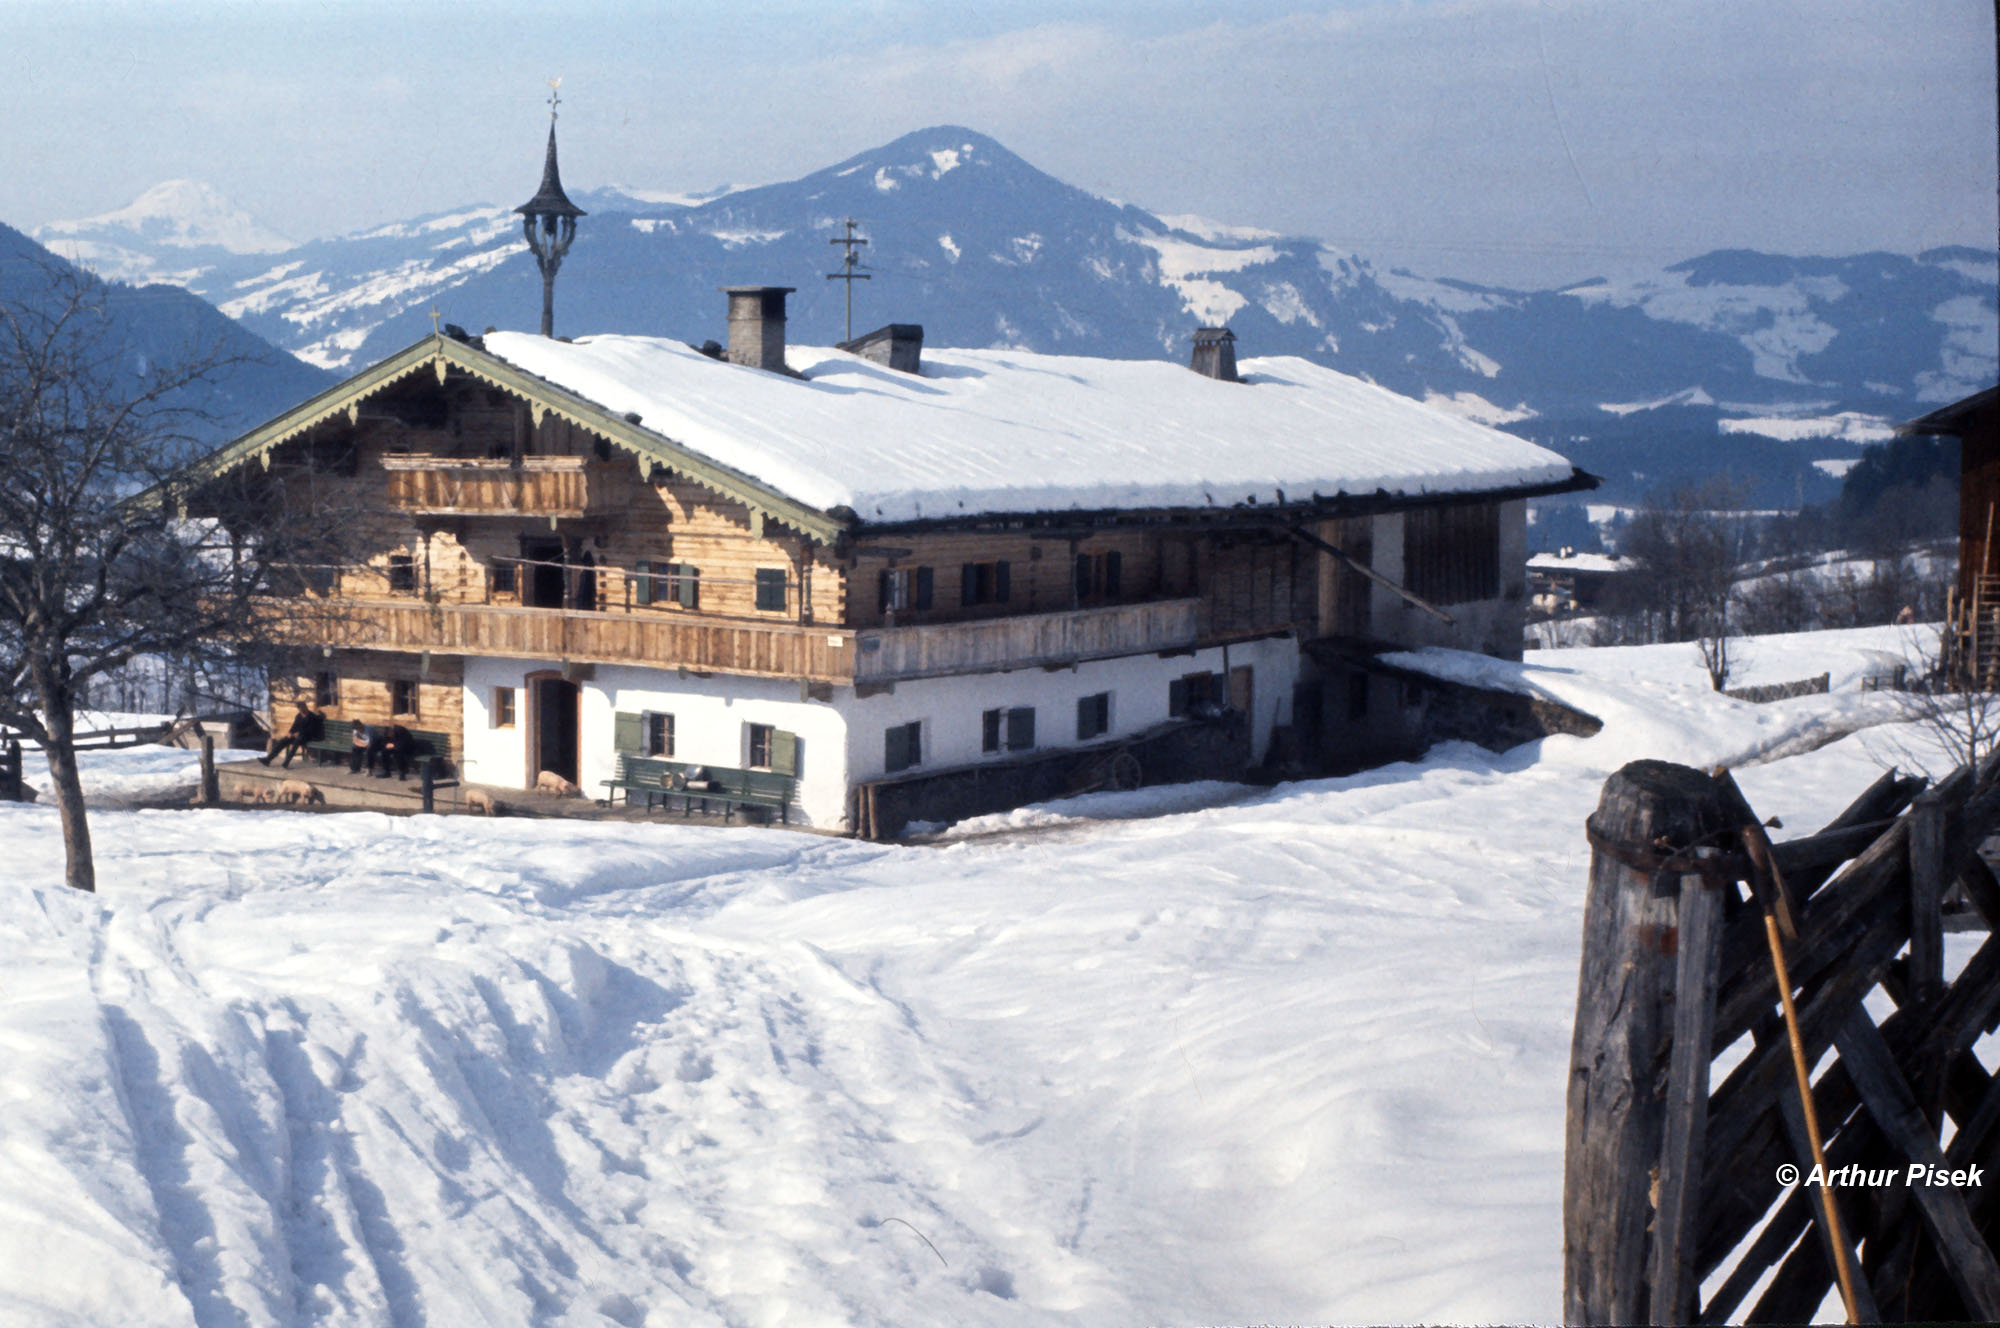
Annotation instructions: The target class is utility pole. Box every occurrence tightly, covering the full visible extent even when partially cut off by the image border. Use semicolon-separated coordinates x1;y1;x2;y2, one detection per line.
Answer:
826;217;870;342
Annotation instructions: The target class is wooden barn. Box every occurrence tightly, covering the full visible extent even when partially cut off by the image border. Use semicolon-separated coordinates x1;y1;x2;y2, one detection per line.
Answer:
1902;384;1999;683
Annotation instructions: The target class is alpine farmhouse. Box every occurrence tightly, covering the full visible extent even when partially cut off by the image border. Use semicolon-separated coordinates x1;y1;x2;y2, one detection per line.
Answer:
177;291;1591;835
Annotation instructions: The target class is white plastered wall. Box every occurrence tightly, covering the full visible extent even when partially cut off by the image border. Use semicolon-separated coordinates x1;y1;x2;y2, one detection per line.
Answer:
834;636;1298;789
460;658;852;827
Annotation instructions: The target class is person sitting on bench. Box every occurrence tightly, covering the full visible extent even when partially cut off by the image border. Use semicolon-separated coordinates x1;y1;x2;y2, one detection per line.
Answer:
259;701;324;768
365;723;416;780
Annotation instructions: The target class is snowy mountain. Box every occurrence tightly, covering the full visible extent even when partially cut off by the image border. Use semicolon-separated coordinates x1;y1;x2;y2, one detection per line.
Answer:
22;128;1998;502
34;180;296;287
0;221;336;441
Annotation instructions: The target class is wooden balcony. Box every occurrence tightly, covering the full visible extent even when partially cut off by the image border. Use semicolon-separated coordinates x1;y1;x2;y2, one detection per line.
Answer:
380;455;614;518
303;596;1204;685
853;598;1199;682
324;599;859;682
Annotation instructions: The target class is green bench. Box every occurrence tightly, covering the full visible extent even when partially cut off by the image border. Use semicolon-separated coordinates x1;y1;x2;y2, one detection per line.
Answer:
305;720;454;780
601;754;794;824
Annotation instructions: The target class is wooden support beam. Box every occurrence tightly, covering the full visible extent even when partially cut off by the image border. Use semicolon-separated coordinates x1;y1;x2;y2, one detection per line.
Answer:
1835;1010;2000;1320
1283;523;1455;626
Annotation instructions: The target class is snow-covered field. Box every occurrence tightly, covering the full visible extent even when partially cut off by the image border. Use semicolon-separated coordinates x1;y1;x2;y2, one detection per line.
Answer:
0;626;1967;1326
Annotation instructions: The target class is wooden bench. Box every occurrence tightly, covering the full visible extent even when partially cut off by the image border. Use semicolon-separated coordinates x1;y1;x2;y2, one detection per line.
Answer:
306;720;454;780
600;755;794;824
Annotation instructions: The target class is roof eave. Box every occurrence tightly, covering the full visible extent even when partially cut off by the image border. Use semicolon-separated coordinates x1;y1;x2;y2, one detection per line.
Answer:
846;467;1600;537
1899;383;2000;436
177;334;849;545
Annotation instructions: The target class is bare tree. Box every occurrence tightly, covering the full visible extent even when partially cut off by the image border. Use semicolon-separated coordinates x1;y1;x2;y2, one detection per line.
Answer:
1886;626;2000;778
1611;480;1750;686
0;271;348;891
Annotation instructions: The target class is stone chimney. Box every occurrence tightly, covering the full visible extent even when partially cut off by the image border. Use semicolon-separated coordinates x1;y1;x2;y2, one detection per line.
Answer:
720;286;796;373
838;323;924;374
1190;326;1240;382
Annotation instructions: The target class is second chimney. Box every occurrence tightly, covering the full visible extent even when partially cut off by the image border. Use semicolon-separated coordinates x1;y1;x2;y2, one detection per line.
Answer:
721;285;796;373
1190;326;1240;382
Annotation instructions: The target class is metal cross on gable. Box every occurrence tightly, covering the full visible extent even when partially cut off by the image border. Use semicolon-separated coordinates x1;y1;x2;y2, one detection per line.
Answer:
548;76;562;119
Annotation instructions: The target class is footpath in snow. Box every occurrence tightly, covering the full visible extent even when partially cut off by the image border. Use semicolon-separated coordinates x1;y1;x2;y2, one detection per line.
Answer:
0;624;1965;1326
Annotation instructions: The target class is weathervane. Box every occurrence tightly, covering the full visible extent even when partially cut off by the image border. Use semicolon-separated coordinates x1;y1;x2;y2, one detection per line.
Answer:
515;78;585;338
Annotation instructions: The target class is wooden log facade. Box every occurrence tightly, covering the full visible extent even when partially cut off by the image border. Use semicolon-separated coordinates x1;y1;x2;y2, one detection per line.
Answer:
1565;754;2000;1324
187;328;1580;822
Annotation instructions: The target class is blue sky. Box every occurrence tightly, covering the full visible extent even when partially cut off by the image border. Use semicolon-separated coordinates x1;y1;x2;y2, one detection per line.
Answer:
2;0;1993;286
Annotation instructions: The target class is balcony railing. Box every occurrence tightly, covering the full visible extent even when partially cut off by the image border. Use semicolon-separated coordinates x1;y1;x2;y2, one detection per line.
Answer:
380;455;613;517
854;598;1199;681
307;596;1202;685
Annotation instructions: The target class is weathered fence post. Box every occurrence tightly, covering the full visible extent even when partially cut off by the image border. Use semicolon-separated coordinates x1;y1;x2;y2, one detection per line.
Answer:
0;740;20;802
1908;788;1947;1004
420;761;435;814
1565;760;1732;1326
197;731;219;806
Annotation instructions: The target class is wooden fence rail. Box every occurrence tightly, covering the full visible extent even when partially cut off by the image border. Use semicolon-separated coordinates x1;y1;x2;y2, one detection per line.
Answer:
1566;752;2000;1324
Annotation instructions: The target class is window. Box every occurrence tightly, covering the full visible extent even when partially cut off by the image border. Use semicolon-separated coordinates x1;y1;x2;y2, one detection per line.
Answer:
1074;550;1123;601
645;711;674;757
1168;671;1219;718
884;721;923;773
748;722;774;768
387;553;417;593
960;560;1012;607
983;706;1035;753
1404;502;1501;606
313;671;338;707
492;687;516;728
392;679;417;717
1076;692;1111;740
879;566;934;615
664;562;700;609
755;568;787;613
490;561;518;595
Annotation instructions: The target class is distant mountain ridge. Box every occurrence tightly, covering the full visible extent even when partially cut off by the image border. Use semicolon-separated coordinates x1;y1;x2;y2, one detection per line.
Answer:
0;221;335;443
26;127;1999;504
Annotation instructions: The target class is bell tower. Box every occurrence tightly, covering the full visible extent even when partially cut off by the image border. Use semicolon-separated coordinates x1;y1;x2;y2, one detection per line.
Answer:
515;80;585;338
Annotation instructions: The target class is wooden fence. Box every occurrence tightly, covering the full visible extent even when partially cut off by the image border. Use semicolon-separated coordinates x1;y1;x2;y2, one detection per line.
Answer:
1566;752;2000;1323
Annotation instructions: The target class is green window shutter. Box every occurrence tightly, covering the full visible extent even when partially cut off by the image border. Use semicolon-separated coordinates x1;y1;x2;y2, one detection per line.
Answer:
1169;677;1189;717
1007;707;1035;751
878;569;893;614
1077;696;1092;740
677;564;700;608
1075;554;1092;598
771;729;799;776
961;563;977;607
756;568;787;612
884;724;910;773
914;566;933;611
634;560;653;605
614;711;643;753
994;560;1011;603
1105;550;1123;597
982;708;1001;753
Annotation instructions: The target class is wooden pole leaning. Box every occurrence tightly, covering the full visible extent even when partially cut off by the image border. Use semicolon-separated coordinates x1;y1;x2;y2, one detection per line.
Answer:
1715;766;1862;1324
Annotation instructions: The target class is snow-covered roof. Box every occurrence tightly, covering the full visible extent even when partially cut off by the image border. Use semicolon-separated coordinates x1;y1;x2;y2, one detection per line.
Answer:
482;332;1580;525
1526;551;1634;574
